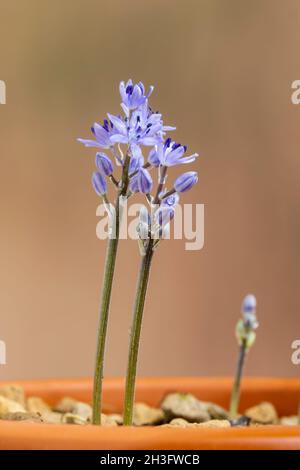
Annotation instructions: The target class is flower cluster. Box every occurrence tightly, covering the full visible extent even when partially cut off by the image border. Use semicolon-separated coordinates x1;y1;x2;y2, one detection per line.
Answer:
78;79;199;244
235;294;258;350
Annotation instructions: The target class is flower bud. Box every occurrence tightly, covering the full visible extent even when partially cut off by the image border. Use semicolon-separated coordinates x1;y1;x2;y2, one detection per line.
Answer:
95;152;113;176
162;192;179;208
129;175;139;193
242;294;258;330
174;171;198;193
148;147;160;167
129;145;144;174
236;294;258;349
137;168;153;194
242;294;256;314
119;79;153;110
92;171;107;196
155;206;175;228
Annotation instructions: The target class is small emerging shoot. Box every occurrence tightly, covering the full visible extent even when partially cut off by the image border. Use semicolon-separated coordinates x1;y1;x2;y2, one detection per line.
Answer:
229;294;258;418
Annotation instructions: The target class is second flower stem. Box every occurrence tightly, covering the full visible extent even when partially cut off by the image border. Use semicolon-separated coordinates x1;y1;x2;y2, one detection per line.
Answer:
123;239;154;425
229;338;247;418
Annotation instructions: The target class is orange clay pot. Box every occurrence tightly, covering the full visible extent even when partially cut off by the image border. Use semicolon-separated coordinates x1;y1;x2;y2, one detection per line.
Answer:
0;377;300;450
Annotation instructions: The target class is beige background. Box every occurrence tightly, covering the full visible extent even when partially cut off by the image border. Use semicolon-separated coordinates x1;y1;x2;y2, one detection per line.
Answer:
0;0;300;381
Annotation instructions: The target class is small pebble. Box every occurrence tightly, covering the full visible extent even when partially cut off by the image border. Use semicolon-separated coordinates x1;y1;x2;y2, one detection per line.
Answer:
0;385;25;406
71;402;92;421
245;402;278;425
0;396;26;416
203;402;228;420
107;414;123;425
163;418;230;428
27;397;51;414
161;393;210;423
280;416;299;426
133;403;165;426
55;397;92;421
54;397;80;413
197;419;231;428
61;413;87;425
101;414;118;427
41;411;63;424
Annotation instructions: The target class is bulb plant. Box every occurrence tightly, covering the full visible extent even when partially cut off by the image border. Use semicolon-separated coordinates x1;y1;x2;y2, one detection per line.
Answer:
78;79;198;425
229;294;258;418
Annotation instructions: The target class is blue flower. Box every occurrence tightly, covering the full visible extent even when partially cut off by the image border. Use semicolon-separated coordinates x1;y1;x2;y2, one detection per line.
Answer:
161;192;179;208
92;171;107;195
155;206;175;227
78;119;114;149
148;147;160;167
174;171;198;193
131;167;153;193
95;152;114;176
109;101;175;147
149;139;198;167
119;79;154;113
129;145;144;175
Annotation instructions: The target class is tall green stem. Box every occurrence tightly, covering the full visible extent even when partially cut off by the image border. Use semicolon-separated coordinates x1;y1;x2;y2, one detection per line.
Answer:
229;339;247;418
92;155;130;425
92;200;120;424
123;239;154;425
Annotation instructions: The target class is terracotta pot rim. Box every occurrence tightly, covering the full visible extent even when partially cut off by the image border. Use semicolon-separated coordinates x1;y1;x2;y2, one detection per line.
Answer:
0;377;300;450
2;375;300;391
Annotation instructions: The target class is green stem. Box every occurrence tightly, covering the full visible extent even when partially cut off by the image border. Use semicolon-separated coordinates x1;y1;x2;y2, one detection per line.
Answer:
92;154;130;425
123;239;154;425
92;201;120;424
229;339;247;418
154;166;167;204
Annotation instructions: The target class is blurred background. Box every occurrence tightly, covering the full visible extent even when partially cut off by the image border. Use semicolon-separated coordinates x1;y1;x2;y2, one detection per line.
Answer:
0;0;300;381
